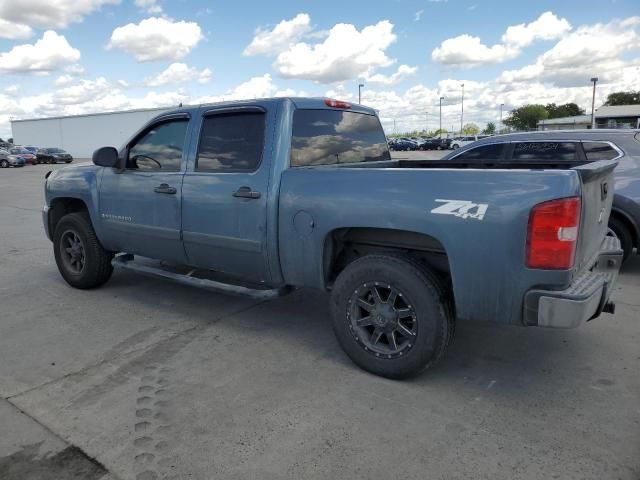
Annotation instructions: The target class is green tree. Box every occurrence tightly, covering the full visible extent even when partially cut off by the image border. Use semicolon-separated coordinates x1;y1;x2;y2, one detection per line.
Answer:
504;104;548;131
461;123;480;134
482;122;496;134
545;103;585;118
433;128;448;137
604;91;640;106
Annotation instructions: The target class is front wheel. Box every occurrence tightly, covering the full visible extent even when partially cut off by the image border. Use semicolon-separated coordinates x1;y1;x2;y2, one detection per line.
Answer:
330;254;454;379
53;212;114;289
0;159;8;168
452;144;459;150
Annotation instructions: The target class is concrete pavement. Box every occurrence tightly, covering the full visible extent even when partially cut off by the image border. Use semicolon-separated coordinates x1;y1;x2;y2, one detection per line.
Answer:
1;163;638;480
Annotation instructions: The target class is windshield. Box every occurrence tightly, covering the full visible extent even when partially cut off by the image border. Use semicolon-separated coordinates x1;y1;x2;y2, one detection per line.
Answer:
10;148;30;154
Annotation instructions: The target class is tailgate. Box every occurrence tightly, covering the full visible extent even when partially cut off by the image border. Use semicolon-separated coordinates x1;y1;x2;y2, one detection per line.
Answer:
572;160;618;272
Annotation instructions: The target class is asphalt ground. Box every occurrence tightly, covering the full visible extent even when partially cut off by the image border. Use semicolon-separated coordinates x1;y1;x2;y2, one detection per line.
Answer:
1;161;638;480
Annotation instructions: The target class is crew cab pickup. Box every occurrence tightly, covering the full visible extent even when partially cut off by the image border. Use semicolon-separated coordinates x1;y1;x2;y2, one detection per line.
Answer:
43;97;623;378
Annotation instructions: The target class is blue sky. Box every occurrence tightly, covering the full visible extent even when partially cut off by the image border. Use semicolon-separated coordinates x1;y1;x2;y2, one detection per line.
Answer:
0;0;639;137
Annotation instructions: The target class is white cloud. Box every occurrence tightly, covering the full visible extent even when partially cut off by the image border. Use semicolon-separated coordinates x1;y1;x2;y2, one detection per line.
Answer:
0;18;34;39
107;17;203;62
195;74;279;104
501;11;571;48
274;20;397;83
0;30;80;74
134;0;162;14
244;13;311;56
414;10;423;22
4;85;19;95
366;64;418;86
54;74;75;87
65;64;86;75
0;0;120;29
498;17;640;87
433;11;571;67
145;63;212;87
432;34;519;66
54;77;112;104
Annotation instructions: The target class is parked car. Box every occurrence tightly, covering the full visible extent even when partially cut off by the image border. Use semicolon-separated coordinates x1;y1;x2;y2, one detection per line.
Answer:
43;98;622;379
10;147;38;165
450;135;490;150
422;137;452;150
389;138;417;151
22;146;39;155
36;148;73;164
442;129;640;260
0;148;25;168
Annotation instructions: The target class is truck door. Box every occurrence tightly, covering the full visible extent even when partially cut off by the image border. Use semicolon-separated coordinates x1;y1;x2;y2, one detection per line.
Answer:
181;106;274;282
98;115;190;264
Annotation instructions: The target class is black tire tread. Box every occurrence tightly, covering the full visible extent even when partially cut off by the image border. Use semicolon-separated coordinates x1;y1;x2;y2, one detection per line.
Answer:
53;212;113;289
331;253;454;378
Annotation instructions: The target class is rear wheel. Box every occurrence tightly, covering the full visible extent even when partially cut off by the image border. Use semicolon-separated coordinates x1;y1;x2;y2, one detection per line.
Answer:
331;254;454;379
608;216;633;262
53;212;113;289
452;144;459;150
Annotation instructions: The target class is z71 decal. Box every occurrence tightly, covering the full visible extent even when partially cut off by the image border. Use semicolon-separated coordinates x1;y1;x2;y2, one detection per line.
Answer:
431;199;489;221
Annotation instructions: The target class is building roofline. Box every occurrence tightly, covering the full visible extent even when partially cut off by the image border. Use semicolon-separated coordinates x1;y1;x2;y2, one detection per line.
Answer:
10;105;178;124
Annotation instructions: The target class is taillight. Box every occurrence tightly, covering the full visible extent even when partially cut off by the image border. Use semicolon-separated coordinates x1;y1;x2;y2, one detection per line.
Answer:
526;197;581;270
324;99;351;109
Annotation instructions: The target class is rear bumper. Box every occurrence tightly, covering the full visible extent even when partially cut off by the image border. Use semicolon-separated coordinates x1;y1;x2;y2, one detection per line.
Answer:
523;236;623;329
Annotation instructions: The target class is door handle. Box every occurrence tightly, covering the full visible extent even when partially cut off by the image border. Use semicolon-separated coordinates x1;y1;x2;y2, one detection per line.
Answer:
154;183;177;195
233;186;261;199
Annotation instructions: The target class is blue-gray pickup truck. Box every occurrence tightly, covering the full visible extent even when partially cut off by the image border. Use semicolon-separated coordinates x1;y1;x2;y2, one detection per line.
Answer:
43;97;623;378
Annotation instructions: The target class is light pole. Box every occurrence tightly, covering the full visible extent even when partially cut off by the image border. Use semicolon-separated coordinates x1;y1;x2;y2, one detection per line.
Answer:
439;96;444;138
460;83;464;134
590;77;598;129
425;111;428;134
358;83;364;104
500;103;504;133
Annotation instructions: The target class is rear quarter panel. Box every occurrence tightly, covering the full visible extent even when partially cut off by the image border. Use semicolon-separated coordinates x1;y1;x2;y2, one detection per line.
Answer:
278;167;582;325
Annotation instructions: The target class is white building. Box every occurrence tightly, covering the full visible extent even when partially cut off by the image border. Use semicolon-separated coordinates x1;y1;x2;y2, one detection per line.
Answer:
10;106;176;158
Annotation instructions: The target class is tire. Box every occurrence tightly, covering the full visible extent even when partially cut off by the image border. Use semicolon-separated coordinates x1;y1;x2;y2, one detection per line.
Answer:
330;254;454;379
0;159;8;168
65;160;72;164
53;212;113;289
452;144;459;150
608;216;633;262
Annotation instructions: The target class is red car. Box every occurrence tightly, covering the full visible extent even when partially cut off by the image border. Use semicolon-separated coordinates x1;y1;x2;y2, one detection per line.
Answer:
10;147;38;165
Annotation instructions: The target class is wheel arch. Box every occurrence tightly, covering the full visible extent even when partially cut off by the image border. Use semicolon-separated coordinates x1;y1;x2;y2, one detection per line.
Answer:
322;227;455;309
48;197;90;240
610;206;638;248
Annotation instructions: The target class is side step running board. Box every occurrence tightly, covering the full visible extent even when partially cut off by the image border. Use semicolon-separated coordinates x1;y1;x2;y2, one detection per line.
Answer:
112;254;293;300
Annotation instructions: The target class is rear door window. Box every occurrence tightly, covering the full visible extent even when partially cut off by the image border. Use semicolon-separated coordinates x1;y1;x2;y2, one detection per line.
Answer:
512;142;578;161
291;110;390;166
454;143;505;161
582;142;620;161
196;112;265;172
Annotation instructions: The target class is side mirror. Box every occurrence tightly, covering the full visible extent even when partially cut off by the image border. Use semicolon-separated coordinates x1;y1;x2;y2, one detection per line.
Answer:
92;146;119;168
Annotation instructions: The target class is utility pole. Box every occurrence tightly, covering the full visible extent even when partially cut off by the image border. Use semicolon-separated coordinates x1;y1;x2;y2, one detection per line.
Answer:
393;118;396;134
500;103;504;133
439;96;444;138
424;111;428;134
460;83;464;134
590;77;598;129
358;83;364;104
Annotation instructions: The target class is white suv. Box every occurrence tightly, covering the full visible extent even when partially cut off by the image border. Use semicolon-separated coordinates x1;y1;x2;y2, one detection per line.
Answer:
450;135;490;150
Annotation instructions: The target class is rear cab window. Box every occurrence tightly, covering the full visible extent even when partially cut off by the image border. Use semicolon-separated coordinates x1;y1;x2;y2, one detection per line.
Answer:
291;109;390;167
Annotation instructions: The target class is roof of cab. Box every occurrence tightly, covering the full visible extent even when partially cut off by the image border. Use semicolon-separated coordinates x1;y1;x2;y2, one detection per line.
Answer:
158;97;378;118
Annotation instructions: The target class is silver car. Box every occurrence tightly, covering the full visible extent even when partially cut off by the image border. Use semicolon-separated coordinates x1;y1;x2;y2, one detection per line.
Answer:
442;129;640;260
0;148;26;168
